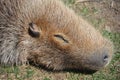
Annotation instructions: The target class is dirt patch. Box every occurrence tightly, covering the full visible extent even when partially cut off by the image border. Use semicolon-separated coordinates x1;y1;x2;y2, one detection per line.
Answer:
73;0;120;33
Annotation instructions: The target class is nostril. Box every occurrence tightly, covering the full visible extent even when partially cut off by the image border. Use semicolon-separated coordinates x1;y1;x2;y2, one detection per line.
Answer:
104;55;108;59
103;54;109;62
88;50;111;68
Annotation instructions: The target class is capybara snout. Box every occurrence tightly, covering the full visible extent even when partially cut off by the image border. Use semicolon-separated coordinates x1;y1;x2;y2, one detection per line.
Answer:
83;46;113;70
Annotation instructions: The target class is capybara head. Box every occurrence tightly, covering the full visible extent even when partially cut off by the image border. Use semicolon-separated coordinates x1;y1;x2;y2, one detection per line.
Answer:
0;0;113;72
27;19;113;71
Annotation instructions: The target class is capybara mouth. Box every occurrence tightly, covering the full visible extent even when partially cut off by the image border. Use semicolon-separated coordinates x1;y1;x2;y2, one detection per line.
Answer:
29;60;97;74
64;68;97;74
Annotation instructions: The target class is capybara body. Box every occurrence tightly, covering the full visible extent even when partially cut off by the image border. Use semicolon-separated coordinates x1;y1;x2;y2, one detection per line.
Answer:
0;0;113;71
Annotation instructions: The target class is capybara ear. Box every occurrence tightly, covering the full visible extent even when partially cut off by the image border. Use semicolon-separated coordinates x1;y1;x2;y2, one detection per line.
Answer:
28;22;40;38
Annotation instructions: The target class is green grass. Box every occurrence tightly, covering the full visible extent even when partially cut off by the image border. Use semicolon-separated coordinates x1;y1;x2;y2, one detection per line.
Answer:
62;0;75;5
0;66;35;80
43;77;51;80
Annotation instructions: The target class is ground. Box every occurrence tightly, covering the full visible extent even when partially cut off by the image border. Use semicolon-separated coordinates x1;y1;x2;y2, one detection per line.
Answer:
0;0;120;80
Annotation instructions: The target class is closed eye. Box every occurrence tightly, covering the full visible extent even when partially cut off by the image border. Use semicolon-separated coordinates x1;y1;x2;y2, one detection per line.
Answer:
54;34;69;43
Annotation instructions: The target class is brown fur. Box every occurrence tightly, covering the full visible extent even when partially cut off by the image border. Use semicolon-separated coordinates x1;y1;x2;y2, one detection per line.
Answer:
0;0;113;71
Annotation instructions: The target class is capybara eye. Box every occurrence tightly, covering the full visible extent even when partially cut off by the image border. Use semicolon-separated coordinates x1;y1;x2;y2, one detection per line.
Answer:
54;34;69;43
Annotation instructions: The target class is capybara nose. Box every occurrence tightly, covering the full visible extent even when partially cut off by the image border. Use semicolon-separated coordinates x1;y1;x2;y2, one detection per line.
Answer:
103;53;109;64
88;50;111;68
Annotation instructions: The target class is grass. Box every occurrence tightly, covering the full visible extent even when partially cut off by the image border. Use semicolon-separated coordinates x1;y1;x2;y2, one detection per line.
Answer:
0;66;35;80
43;77;51;80
0;0;120;80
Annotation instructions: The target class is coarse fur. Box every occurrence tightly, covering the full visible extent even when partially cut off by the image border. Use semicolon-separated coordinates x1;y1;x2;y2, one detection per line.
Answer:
0;0;113;71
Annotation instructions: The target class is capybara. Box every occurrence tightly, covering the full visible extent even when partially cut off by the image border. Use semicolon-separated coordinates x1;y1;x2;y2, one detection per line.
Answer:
0;0;113;71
